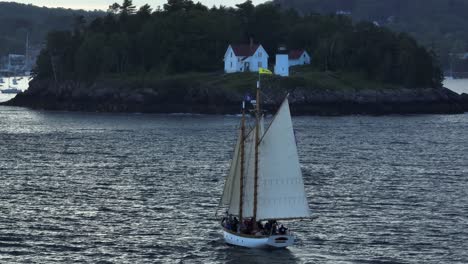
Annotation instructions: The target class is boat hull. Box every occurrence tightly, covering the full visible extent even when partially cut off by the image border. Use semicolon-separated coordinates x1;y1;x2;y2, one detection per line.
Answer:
1;89;21;94
223;230;294;248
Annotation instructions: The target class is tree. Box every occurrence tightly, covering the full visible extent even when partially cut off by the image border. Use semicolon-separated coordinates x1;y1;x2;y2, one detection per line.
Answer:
163;0;195;12
33;0;442;88
138;4;153;17
120;0;136;15
73;15;86;33
108;3;121;14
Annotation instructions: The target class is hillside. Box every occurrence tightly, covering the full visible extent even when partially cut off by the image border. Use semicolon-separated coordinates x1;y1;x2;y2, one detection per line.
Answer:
5;0;465;116
31;0;442;89
274;0;468;69
0;2;103;57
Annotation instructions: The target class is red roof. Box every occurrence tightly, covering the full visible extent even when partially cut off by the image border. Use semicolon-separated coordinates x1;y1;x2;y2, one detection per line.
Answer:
289;49;306;60
231;44;260;57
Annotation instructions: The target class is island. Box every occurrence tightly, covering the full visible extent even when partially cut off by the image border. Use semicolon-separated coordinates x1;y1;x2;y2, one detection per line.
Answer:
3;0;468;115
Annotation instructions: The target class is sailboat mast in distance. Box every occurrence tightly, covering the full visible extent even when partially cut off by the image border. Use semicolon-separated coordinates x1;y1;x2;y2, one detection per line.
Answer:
239;101;246;222
253;76;261;222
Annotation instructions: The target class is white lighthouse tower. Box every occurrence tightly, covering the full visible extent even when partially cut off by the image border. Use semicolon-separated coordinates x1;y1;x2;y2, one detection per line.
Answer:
274;46;289;77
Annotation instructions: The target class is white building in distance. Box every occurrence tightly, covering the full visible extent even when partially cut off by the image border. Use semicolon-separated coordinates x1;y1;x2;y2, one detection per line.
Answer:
224;43;269;73
274;47;289;77
288;50;311;67
274;49;312;77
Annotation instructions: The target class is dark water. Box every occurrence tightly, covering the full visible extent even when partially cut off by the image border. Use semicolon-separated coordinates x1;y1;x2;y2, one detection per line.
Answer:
0;106;467;264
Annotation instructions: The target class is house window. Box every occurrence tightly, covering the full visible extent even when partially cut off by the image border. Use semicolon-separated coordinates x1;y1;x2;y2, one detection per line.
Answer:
231;52;233;58
258;62;262;68
258;52;262;58
230;62;233;68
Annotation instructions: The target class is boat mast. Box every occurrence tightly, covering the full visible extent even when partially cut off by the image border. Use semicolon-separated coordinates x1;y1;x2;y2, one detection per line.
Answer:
253;73;261;223
239;101;246;223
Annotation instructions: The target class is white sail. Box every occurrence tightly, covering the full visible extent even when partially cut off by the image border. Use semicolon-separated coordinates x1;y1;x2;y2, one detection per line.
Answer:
240;127;256;217
257;98;311;220
220;132;241;212
220;119;265;217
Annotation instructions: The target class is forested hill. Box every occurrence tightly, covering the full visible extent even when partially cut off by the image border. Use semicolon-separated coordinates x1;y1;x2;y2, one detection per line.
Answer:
0;2;103;57
274;0;468;69
34;0;442;89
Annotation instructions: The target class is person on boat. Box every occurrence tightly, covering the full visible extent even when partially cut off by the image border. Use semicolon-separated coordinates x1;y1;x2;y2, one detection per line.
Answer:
279;224;288;235
243;219;252;234
239;220;247;233
232;217;239;232
272;222;278;235
256;221;263;230
221;211;228;227
264;221;272;233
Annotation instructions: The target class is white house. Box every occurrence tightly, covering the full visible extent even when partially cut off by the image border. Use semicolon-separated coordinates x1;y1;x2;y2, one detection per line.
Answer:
288;50;311;67
224;43;269;73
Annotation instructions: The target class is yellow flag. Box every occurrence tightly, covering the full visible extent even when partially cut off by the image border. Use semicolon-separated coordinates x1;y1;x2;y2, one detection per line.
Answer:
259;68;273;75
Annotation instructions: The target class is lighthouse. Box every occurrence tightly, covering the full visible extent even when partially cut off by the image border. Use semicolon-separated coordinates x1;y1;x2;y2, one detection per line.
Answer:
274;46;289;77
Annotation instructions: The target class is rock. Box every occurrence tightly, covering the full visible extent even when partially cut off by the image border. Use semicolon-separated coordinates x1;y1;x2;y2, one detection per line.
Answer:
2;78;467;115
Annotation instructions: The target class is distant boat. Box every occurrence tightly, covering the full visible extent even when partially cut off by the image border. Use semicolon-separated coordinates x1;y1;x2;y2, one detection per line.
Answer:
218;70;312;248
1;88;21;94
2;77;21;94
0;78;4;84
12;78;18;85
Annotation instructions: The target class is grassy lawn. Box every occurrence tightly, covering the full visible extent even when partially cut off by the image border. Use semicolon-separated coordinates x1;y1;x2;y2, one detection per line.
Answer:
99;67;401;93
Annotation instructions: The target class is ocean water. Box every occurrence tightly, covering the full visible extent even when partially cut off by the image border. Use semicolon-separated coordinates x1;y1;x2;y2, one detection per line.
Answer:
0;106;467;263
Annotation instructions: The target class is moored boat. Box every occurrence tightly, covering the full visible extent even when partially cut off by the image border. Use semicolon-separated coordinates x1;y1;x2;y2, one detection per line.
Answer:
1;88;21;94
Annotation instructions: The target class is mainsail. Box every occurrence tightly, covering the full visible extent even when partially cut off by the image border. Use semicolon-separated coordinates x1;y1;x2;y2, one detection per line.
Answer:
220;122;263;218
220;98;310;220
219;133;241;213
243;118;265;217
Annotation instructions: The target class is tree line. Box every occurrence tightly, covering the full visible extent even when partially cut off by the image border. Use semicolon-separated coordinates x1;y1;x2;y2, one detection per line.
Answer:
274;0;468;71
33;0;443;88
0;2;102;58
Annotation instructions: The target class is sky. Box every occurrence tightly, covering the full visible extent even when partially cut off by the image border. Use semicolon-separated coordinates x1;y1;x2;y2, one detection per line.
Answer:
7;0;268;10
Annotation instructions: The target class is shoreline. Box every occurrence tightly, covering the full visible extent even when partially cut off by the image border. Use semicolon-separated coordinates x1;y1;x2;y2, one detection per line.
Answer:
2;78;468;116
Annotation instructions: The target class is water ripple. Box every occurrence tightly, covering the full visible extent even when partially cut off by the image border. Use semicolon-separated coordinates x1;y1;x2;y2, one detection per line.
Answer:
0;107;467;263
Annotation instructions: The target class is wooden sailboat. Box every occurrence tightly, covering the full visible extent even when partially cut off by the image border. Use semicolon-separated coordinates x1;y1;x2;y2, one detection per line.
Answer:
219;70;311;248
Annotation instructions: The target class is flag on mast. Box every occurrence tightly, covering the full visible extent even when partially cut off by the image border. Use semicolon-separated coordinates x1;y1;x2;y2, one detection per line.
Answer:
259;68;273;75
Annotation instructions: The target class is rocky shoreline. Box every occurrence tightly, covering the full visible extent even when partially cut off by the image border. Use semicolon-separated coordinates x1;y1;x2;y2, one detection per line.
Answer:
3;79;468;115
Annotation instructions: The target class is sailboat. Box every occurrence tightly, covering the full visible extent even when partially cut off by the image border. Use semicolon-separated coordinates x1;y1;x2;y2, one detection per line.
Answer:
1;77;22;94
218;69;311;248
